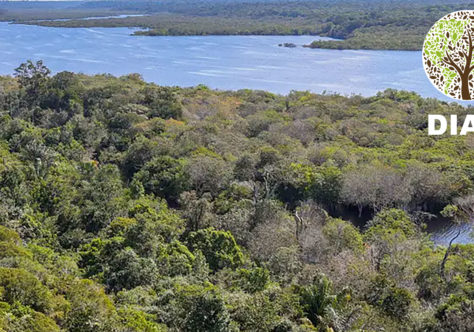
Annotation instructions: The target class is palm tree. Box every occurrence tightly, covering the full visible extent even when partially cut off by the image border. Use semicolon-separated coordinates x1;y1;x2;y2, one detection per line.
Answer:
299;275;350;331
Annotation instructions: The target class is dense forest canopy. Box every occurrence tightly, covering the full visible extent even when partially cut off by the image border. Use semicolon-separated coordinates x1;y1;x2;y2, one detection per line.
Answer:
2;0;474;49
0;60;472;331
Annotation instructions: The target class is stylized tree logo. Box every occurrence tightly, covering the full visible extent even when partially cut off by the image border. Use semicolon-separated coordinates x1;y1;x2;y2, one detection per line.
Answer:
423;11;474;100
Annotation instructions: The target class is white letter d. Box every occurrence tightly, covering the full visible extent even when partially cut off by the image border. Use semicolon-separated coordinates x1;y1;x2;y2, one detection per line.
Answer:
428;115;447;135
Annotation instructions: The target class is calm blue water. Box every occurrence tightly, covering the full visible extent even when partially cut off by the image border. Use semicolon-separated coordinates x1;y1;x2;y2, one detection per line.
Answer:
0;22;461;102
427;219;472;246
0;22;472;244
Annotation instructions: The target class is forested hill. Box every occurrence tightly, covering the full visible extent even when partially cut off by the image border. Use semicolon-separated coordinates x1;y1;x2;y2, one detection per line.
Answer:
0;61;472;331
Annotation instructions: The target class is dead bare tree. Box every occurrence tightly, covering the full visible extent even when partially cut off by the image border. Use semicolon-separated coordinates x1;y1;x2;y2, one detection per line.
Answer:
440;194;474;280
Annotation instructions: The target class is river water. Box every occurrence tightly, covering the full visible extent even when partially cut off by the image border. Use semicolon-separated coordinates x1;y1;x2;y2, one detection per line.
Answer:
0;22;471;244
0;22;457;101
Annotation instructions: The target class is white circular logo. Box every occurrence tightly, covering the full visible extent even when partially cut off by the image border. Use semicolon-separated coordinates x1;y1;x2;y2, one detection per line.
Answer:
423;10;474;100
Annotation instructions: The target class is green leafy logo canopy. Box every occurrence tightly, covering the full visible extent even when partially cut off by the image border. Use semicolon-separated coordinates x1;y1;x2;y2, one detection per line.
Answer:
423;10;474;100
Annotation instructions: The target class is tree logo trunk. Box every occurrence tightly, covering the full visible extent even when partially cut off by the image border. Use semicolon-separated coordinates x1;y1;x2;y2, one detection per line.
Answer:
423;11;474;101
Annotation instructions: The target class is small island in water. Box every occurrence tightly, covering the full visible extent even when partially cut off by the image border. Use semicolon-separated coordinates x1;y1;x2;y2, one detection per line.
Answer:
278;42;297;48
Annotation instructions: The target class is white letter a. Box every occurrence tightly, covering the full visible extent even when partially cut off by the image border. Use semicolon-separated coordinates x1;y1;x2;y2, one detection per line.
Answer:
460;115;474;135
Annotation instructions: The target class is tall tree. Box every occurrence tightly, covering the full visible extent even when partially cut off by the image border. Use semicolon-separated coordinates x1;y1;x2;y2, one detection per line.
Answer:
14;60;51;107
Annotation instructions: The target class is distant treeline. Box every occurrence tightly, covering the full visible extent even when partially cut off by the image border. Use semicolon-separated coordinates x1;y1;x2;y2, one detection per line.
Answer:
132;2;474;50
1;1;474;49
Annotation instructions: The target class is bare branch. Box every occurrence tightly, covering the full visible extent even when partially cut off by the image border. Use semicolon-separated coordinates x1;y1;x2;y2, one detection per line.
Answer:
440;229;462;280
466;30;474;74
443;51;464;75
468;29;473;58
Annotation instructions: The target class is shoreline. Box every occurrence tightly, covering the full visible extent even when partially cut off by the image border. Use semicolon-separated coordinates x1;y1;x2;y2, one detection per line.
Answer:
6;19;424;51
